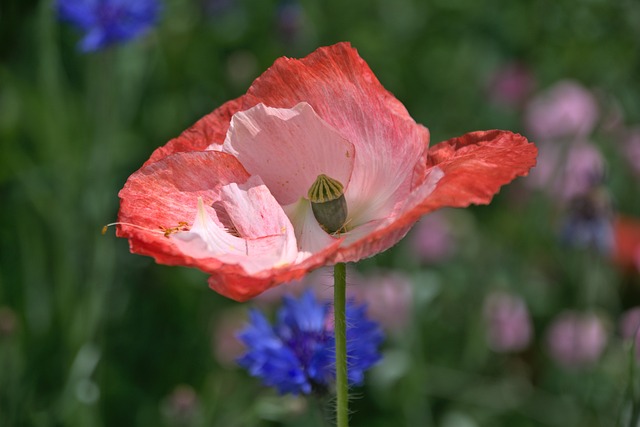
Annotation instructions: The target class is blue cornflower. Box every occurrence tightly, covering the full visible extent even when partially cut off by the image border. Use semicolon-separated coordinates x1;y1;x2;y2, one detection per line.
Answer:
237;291;384;395
56;0;161;52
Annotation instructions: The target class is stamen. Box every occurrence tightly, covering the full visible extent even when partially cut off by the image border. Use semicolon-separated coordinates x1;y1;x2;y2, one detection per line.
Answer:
101;222;189;238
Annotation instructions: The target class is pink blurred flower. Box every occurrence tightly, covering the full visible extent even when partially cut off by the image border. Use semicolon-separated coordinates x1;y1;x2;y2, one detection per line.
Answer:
546;311;608;368
525;80;599;141
161;384;201;424
351;271;413;334
619;307;640;361
620;307;640;340
211;308;247;367
562;143;605;200
625;128;640;176
488;62;536;108
409;211;456;263
527;142;605;201
483;292;532;353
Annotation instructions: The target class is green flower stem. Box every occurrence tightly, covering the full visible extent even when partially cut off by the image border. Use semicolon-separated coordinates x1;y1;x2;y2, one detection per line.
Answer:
334;262;348;427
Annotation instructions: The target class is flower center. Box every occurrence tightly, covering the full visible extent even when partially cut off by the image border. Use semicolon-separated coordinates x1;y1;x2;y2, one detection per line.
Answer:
308;174;348;234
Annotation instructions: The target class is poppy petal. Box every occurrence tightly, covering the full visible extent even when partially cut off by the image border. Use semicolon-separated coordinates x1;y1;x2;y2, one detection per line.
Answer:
331;130;536;262
246;43;430;226
172;178;299;274
145;97;246;166
220;102;355;205
117;150;252;270
283;198;343;257
424;130;537;209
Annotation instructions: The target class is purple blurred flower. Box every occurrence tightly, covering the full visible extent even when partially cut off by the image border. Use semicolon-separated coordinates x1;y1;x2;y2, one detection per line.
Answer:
487;62;536;108
528;142;605;201
620;307;640;339
562;143;606;200
625;128;640;176
352;272;413;334
277;1;304;44
546;311;608;368
211;308;247;367
200;0;236;16
619;307;640;360
483;292;532;353
56;0;160;52
525;80;599;141
409;211;456;263
161;384;200;424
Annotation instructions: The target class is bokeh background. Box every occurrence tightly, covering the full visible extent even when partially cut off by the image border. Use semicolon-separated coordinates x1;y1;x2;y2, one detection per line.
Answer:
2;0;640;426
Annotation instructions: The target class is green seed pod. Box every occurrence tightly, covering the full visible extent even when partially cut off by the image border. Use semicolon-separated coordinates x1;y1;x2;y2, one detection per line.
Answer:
308;174;348;234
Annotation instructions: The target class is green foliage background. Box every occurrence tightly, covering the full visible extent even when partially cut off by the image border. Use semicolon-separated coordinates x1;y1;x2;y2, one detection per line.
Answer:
2;0;640;426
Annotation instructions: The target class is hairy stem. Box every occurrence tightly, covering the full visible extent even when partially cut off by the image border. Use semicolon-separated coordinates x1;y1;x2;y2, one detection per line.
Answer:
334;262;348;427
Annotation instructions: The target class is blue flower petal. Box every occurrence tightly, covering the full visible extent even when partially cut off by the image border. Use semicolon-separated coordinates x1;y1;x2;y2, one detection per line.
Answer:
236;290;384;395
56;0;160;52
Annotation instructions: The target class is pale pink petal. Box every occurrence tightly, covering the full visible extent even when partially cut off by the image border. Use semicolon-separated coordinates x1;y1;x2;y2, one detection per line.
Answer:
333;167;443;261
117;151;251;270
221;176;294;243
171;199;283;274
172;178;299;274
172;197;248;258
220;102;355;205
283;198;342;258
245;44;430;225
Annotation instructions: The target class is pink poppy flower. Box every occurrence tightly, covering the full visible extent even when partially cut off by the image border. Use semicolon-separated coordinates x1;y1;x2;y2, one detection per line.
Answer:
116;43;537;301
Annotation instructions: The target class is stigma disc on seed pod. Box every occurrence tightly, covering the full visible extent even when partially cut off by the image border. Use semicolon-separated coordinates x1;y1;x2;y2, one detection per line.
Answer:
308;174;348;234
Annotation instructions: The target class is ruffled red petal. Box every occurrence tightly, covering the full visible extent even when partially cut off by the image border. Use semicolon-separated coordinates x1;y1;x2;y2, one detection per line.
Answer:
423;130;537;209
331;130;537;263
117;151;250;270
207;244;341;301
144;97;246;165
